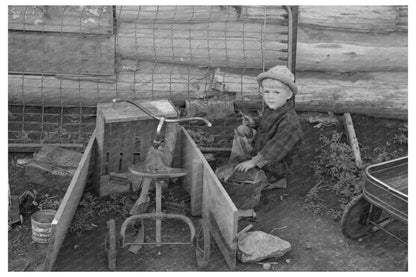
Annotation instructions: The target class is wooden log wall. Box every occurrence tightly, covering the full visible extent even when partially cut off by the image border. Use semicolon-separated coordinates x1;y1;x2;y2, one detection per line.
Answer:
212;70;408;120
297;6;408;72
8;5;115;143
8;6;114;76
8;5;408;139
114;5;290;92
293;5;408;120
8;5;289;107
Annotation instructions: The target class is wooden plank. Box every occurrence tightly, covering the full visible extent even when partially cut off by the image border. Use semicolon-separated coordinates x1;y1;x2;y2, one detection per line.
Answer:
9;31;114;75
8;143;84;153
342;113;363;169
199;147;231;153
44;128;97;271
181;127;238;268
202;155;238;269
95;109;106;192
206;212;237;269
106;123;123;174
184;157;203;216
119;122;136;172
8;6;113;34
181;128;204;216
298;6;400;33
116;5;287;24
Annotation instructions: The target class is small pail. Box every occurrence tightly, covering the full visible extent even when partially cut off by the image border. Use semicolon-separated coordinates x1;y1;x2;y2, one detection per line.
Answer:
31;209;56;244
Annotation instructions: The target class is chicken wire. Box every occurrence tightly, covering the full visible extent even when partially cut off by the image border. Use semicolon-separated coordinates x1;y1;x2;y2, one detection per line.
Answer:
8;5;296;145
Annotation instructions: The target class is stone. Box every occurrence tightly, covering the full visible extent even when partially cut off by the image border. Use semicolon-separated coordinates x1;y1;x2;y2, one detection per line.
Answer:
237;231;291;263
262;263;271;270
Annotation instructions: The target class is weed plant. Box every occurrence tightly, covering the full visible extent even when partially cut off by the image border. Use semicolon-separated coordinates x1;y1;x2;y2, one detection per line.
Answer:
306;122;407;220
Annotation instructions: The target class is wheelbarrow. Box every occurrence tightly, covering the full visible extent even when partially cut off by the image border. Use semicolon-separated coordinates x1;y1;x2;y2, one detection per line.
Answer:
341;156;408;244
104;98;212;270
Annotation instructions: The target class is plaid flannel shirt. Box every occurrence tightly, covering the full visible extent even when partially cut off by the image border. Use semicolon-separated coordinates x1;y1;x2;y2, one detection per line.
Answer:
251;98;303;175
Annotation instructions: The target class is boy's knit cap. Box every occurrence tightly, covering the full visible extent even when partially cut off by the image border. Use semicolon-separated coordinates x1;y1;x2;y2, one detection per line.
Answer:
256;65;298;95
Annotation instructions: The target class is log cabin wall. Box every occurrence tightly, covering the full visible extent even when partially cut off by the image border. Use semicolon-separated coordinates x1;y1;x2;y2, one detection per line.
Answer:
8;5;293;144
8;5;408;144
8;6;115;143
295;6;408;119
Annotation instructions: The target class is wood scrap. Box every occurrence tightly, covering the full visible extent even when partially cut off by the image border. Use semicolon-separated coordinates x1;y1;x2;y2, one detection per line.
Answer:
342;113;363;169
238;224;254;236
129;178;152;215
128;220;144;254
24;146;82;191
237;209;256;220
9;143;84;153
109;172;132;186
200;147;231;153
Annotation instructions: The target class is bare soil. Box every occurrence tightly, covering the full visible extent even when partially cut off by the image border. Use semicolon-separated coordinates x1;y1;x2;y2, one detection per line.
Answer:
8;113;408;271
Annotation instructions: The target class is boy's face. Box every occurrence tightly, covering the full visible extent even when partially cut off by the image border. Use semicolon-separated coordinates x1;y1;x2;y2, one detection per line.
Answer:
262;79;293;110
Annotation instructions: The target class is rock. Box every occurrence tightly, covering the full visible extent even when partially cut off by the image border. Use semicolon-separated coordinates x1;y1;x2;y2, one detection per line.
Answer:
285;258;291;264
262;263;271;270
237;231;291;263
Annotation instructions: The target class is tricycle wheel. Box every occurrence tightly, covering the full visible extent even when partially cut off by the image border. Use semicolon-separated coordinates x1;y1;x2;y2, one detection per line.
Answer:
341;194;382;239
104;219;117;271
194;219;210;268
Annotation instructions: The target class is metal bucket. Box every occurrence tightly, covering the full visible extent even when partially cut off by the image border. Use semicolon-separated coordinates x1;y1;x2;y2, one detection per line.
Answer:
31;209;56;244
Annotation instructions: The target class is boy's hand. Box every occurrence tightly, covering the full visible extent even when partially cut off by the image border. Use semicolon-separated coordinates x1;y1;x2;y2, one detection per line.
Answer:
240;112;255;127
235;160;256;172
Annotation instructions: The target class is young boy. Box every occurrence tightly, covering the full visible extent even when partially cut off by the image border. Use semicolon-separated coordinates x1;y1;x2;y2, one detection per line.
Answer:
228;65;303;189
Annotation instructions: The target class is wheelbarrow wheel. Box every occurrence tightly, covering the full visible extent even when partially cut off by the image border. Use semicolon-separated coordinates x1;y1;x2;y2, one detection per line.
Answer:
104;219;117;271
341;194;382;239
194;219;210;268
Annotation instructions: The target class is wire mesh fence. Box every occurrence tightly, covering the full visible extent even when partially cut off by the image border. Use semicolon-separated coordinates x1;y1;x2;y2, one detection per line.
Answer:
8;5;294;146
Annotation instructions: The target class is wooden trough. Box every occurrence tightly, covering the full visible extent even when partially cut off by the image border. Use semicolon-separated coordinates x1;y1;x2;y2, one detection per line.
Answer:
22;99;243;271
30;122;243;270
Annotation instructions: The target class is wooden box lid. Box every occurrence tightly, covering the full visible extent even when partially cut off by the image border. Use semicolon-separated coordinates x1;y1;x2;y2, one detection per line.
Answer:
97;99;178;123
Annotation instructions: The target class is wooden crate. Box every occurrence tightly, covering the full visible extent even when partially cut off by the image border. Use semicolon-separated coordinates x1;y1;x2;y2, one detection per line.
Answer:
95;99;178;196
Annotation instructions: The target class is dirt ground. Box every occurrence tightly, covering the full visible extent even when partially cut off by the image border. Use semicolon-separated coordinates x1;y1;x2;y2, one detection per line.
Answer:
8;113;408;271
